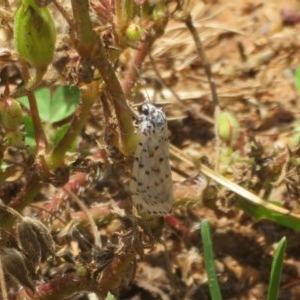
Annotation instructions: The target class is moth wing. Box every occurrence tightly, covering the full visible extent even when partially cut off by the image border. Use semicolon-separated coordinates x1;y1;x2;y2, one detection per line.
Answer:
146;132;173;215
130;127;173;215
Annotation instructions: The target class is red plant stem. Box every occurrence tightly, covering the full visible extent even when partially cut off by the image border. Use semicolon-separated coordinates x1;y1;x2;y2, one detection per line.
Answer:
165;215;188;234
27;92;48;152
20;61;48;153
121;6;168;95
40;171;88;216
121;39;152;95
165;215;200;245
33;273;95;300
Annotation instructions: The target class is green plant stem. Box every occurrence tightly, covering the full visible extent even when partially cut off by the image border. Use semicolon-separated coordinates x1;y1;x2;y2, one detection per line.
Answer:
48;82;99;168
70;0;98;58
267;237;286;300
93;39;137;155
93;45;138;155
115;0;126;34
70;0;137;155
25;66;47;91
91;37;138;155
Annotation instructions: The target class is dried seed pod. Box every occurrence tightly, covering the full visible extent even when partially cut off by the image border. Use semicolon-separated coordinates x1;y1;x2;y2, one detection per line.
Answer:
1;247;35;291
0;229;18;249
16;219;42;269
16;217;55;266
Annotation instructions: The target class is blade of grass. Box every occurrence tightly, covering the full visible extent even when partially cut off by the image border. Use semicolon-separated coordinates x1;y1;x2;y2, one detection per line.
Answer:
267;237;287;300
170;144;300;230
201;219;222;300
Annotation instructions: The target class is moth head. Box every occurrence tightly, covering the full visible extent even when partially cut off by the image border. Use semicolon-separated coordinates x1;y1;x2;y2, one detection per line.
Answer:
140;103;156;116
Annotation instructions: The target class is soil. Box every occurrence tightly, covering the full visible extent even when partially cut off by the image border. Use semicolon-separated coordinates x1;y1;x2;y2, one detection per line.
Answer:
124;1;300;299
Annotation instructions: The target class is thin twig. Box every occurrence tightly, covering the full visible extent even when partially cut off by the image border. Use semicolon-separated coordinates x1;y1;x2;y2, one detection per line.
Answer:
183;13;221;168
183;14;219;108
121;39;152;97
148;53;182;103
63;187;102;247
52;0;74;26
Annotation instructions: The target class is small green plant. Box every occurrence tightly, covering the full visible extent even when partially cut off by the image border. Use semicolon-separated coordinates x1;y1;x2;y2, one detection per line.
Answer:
201;219;222;300
201;219;287;300
267;237;287;300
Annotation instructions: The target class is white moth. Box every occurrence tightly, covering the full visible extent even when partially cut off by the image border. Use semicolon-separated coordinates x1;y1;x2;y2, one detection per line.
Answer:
130;103;173;215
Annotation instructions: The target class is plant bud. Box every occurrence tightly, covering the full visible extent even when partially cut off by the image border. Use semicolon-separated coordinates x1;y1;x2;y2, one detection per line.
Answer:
0;96;23;130
216;111;240;145
125;22;143;42
76;264;87;278
3;131;24;147
16;217;55;267
14;0;56;69
1;247;35;291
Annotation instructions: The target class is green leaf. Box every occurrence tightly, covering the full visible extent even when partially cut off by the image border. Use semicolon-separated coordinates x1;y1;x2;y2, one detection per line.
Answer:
237;201;300;231
23;116;36;150
295;66;300;91
201;219;222;300
267;237;286;300
51;123;76;151
17;86;80;123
